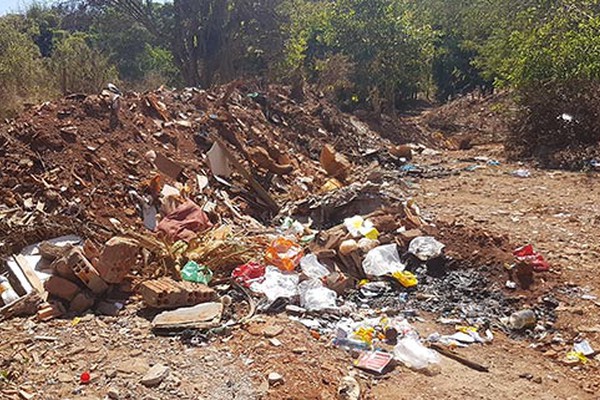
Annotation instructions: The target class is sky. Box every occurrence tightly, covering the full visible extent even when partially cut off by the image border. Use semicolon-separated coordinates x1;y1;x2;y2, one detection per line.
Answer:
0;0;38;15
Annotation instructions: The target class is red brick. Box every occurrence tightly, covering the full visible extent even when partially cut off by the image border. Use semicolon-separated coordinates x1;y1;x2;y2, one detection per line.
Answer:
96;237;139;284
66;248;108;294
44;275;80;301
138;277;216;309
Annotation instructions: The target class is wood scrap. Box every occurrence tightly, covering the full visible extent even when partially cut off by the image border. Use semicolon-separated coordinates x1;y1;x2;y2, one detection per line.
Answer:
430;343;490;372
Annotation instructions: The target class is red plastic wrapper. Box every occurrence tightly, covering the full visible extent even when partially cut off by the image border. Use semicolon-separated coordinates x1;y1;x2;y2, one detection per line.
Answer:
513;244;550;272
232;262;266;287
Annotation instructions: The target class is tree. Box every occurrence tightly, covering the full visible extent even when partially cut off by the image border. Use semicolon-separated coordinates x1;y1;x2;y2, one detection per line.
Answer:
49;33;118;94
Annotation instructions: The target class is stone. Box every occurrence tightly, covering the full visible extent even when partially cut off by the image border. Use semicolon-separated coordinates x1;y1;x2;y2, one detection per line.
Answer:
96;301;122;316
44;276;80;301
292;347;307;354
268;338;282;347
107;387;120;400
141;364;170;387
96;237;140;284
267;372;284;387
151;302;223;330
337;376;360;400
262;324;284;338
117;359;148;375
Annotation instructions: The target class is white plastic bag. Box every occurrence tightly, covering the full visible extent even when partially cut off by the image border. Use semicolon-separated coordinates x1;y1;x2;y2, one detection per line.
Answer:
300;254;330;279
298;279;337;311
250;266;299;302
408;236;445;261
393;337;440;369
362;244;405;276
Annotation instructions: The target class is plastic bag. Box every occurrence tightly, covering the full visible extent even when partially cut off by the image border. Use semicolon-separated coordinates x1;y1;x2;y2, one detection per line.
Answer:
300;254;330;279
408;236;445;261
181;261;213;284
298;279;337;311
264;237;304;271
513;244;550;272
362;244;405;276
393;337;440;369
232;261;266;287
250;266;299;302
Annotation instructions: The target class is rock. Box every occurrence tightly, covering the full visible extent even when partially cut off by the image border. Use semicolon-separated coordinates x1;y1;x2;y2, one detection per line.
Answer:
107;387;120;400
292;347;307;354
117;359;148;375
533;376;543;384
337;376;360;400
268;338;282;347
263;324;284;338
267;372;284;387
141;364;170;387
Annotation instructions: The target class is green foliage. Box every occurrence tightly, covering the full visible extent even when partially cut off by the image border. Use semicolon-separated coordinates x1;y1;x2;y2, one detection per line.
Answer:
49;32;118;94
478;1;600;89
282;0;435;110
0;16;56;117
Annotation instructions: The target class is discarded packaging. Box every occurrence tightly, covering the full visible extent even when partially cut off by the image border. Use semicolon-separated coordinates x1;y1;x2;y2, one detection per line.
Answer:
181;261;213;285
408;236;445;261
298;279;337;311
354;350;394;374
393;337;440;370
232;262;266;287
250;266;299;303
392;271;418;288
513;244;550;272
300;254;330;279
264;238;304;272
362;244;405;276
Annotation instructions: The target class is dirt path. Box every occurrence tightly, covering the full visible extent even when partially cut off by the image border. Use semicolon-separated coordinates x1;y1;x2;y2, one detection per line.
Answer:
2;145;599;400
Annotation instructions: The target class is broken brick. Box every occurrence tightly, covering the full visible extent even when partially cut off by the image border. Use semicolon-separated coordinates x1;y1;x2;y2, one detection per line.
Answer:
66;248;109;294
96;237;140;284
44;275;80;301
37;301;66;321
138;277;216;309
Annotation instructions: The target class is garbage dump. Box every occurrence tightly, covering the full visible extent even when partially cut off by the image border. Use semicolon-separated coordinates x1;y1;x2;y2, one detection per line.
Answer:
2;82;582;399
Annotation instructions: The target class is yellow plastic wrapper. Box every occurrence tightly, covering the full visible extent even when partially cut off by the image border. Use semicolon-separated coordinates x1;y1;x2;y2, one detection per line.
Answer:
353;327;376;344
392;271;418;288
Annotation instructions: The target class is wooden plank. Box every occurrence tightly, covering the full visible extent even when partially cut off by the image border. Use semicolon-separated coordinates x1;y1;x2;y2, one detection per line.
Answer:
13;255;46;299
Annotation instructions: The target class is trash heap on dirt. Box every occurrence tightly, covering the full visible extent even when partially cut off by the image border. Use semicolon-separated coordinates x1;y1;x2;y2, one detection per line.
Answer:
1;81;589;380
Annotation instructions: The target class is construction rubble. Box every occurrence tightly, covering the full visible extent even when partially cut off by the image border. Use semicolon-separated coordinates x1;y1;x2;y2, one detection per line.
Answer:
2;81;591;395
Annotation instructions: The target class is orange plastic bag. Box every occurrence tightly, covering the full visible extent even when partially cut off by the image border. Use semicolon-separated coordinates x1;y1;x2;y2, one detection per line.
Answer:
264;238;304;271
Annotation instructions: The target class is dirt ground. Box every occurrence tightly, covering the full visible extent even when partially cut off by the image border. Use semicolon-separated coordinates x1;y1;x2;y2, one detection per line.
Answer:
2;141;599;400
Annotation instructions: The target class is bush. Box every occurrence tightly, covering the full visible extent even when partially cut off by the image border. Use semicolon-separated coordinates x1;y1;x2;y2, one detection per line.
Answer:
0;16;56;117
49;33;118;95
506;81;600;169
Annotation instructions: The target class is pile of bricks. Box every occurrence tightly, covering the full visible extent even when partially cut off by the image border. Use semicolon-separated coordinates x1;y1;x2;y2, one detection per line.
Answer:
38;236;140;320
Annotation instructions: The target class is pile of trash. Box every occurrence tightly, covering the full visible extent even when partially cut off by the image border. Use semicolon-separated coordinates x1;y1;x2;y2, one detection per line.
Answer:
0;81;569;377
